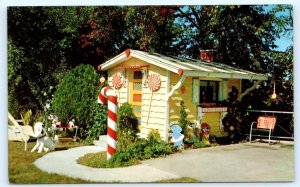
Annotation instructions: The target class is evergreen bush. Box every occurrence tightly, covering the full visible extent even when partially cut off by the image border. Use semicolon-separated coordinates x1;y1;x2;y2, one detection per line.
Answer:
178;100;189;136
117;102;139;150
85;103;107;143
51;64;100;139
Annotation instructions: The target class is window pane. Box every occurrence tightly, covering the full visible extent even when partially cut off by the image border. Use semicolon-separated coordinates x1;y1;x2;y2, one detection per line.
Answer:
132;106;141;115
209;82;217;102
133;94;142;102
199;81;219;104
133;82;142;91
133;71;142;79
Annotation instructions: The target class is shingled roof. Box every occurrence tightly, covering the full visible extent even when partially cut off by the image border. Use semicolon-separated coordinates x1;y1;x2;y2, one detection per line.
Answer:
99;49;268;80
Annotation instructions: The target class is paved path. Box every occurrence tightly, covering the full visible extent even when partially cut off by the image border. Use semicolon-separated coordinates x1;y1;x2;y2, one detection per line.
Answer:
34;146;180;182
34;141;294;182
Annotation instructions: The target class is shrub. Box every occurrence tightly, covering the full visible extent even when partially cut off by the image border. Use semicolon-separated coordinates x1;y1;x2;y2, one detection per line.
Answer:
110;130;175;165
185;137;211;149
178;100;190;136
117;103;140;150
85;103;107;143
51;64;100;139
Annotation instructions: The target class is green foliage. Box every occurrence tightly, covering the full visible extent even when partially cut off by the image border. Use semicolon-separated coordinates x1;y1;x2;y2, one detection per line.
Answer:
178;5;277;71
77;152;139;168
85;103;107;143
8;38;27;117
117;103;140;150
185;138;211;149
178;100;189;136
79;129;175;168
51;64;100;138
221;86;249;142
110;130;175;166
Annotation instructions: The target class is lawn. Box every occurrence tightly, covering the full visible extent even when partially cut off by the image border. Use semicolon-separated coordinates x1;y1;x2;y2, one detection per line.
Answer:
8;141;90;184
8;141;199;183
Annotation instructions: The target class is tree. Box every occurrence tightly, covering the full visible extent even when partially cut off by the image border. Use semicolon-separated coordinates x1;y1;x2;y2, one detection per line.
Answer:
79;6;184;59
51;64;100;138
7;7;93;114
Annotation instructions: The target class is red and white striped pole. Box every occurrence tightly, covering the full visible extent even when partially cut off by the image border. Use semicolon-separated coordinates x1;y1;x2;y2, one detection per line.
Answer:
98;86;117;160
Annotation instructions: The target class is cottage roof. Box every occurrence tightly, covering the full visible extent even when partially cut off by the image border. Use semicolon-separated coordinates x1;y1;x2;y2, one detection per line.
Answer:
99;49;268;80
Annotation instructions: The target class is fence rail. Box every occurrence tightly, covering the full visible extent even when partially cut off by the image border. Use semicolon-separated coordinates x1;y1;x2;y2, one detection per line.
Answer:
247;110;294;114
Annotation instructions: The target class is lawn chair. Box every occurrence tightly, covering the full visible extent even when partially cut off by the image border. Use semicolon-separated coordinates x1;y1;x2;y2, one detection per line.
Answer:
249;115;277;145
8;112;34;151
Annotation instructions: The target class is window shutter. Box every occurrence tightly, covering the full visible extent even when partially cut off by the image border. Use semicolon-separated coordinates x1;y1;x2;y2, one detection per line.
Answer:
222;80;228;101
192;78;199;104
218;81;223;101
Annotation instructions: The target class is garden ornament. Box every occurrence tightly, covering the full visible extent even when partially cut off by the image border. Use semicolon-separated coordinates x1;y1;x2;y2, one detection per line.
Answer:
48;114;78;139
201;123;211;144
98;86;117;160
169;124;184;149
31;122;58;153
146;73;161;125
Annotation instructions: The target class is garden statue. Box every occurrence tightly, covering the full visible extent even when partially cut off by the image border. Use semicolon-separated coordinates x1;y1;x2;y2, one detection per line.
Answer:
169;124;184;149
201;123;211;144
48;114;78;139
31;122;58;153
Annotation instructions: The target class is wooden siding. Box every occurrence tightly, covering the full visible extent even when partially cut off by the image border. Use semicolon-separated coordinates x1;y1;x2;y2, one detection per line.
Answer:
140;62;168;140
169;74;198;126
108;57;168;140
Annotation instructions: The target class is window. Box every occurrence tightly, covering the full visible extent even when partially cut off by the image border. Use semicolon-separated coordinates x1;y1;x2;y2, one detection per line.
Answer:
199;81;219;104
192;79;224;105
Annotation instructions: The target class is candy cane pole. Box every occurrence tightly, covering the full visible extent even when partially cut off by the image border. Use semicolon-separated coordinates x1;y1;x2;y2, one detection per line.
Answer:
98;86;117;160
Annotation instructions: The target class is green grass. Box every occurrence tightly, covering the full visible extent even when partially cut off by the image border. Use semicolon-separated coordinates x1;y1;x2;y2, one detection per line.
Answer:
8;141;90;184
157;177;200;183
77;152;140;168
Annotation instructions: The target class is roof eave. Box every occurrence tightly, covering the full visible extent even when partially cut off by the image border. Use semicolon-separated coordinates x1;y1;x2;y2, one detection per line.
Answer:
184;71;268;80
100;52;128;71
100;50;181;74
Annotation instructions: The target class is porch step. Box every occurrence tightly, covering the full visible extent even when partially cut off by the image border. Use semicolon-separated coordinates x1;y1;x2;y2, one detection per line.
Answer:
93;135;107;149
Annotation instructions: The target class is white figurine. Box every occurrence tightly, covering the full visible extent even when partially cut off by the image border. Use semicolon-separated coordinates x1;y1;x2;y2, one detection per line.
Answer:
31;122;58;153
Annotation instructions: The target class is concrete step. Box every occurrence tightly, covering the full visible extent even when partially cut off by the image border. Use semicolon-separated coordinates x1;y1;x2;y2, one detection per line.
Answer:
93;135;107;149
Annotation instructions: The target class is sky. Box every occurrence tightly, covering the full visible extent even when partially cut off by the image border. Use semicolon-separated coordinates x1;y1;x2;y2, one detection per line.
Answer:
275;37;292;51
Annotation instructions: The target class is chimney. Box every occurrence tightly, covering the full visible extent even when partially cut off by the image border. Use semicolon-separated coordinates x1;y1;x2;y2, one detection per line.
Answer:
200;49;214;62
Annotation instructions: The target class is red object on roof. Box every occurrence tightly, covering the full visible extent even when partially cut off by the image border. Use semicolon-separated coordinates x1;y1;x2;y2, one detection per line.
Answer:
97;64;102;71
125;49;131;57
200;50;214;62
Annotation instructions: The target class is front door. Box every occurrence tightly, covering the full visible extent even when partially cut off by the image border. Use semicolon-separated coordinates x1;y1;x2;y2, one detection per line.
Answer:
129;70;142;124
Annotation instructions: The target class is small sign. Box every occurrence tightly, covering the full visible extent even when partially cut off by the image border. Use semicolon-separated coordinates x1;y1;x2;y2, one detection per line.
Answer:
198;107;227;113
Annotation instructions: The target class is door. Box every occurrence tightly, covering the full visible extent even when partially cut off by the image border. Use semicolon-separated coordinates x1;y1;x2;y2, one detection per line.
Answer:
129;70;142;124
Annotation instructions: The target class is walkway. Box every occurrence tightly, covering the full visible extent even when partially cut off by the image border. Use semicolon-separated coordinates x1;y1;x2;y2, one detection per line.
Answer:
34;141;294;182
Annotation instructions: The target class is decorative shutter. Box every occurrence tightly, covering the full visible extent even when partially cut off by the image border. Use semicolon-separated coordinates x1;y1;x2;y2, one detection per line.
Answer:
222;80;228;101
192;78;199;104
218;81;223;101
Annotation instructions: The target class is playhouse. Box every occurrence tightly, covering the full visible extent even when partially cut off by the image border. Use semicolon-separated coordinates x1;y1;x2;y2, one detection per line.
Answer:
98;49;268;141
